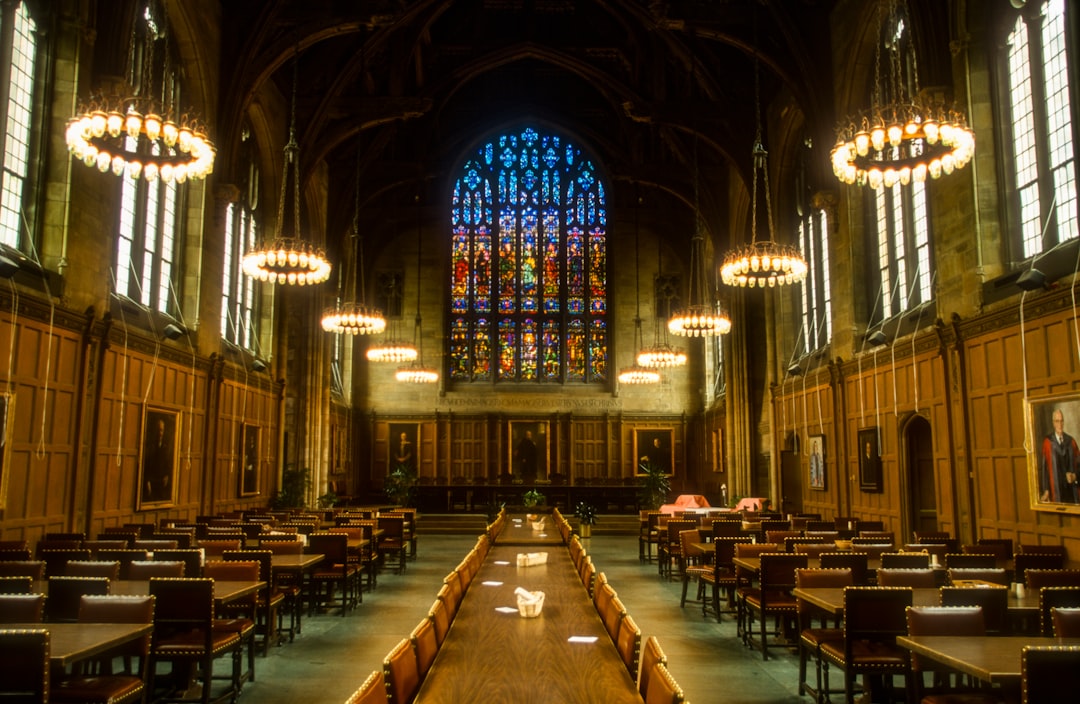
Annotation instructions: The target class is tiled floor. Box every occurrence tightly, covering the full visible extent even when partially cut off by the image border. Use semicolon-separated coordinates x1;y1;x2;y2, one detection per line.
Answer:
239;532;805;704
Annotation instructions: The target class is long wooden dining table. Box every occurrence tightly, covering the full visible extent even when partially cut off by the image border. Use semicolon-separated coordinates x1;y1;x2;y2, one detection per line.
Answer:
896;635;1080;688
4;622;152;669
791;586;1039;617
413;542;642;703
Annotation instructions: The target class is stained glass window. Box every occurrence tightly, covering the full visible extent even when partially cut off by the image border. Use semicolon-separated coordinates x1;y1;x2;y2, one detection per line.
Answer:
449;127;607;383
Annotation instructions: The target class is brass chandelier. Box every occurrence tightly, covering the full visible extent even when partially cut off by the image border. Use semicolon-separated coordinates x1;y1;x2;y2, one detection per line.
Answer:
720;52;808;289
829;0;974;189
320;142;386;335
242;51;331;286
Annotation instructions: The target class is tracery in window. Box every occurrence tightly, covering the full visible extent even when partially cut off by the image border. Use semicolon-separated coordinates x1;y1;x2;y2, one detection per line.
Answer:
0;1;38;249
449;127;607;383
799;205;833;352
221;129;259;350
1004;0;1077;258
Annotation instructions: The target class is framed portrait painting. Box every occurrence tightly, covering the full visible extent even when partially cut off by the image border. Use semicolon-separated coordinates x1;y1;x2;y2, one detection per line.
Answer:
389;423;419;472
138;406;179;510
808;434;826;490
857;427;883;493
239;423;259;497
508;421;549;482
635;428;674;475
1026;392;1080;514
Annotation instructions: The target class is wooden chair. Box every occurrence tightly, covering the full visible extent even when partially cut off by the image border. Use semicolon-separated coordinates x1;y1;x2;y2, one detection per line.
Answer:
876;568;937;588
1052;607;1080;637
820;587;913;704
377;515;407;575
658;519;697;578
409;616;438;682
595;583;625;643
1021;645;1080;703
307;532;360;615
946;567;1009;586
905;606;995;704
0;627;49;702
944;553;996;569
1038;587;1080;637
65;560;121;580
197;540;242;561
38;548;92;577
1026;569;1080;590
643;661;684;704
615;612;641;682
637;635;668;701
0;576;32;594
76;594;155;675
879;552;930;569
128;560;185;579
148;577;244;704
0;549;33;563
795;568;852;704
0;560;44;579
96;550;149;579
0;593;45;622
818;552;870;585
580;557;596;599
443;570;464;616
83;540;129;555
1014;553;1066;584
743;553;807;659
733;542;781;640
940;585;1011;634
344;669;386;704
382;637;419;704
678;529;709;607
47;575;111;622
222;550;285;655
427;599;450;647
0;540;28;551
201;560;257;684
697;537;752;622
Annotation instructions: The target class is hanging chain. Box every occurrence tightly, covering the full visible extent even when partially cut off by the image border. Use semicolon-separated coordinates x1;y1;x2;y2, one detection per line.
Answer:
349;141;362;302
290;54;301;241
752;40;775;244
413;194;424;359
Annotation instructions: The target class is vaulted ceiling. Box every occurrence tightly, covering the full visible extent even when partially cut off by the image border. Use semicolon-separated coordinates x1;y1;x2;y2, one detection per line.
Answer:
215;0;840;263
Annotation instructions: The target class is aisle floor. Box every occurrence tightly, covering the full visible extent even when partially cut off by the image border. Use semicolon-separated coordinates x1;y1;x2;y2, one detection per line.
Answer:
240;532;804;704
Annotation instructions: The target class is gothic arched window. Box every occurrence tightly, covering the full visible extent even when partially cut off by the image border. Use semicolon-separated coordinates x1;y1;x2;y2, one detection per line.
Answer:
449;127;607;384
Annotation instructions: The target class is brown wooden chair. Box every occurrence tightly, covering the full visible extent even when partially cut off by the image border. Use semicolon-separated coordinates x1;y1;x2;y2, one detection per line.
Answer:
905;605;994;704
944;553;996;569
427;599;450;647
0;593;45;622
595;583;625;643
1038;587;1080;637
0;627;49;702
946;567;1009;586
382;637;419;704
344;669;386;704
83;540;129;555
1014;553;1066;584
148;577;244;704
0;576;32;594
0;549;33;562
376;515;407;575
940;584;1011;635
1021;645;1080;703
616;612;641;682
96;550;149;579
409;616;438;682
307;532;360;615
643;661;685;704
1025;568;1080;590
879;552;930;569
197;540;242;560
743;553;807;659
876;568;937;588
795;568;852;704
820;587;913;704
38;548;92;577
65;560;121;581
1051;607;1080;637
127;560;185;579
222;549;285;655
818;552;870;585
638;635;668;701
202;560;258;685
696;537;752;622
47;575;111;622
659;519;697;578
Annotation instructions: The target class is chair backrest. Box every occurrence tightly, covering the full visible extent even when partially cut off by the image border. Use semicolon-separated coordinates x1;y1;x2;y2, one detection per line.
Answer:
638;635;668;699
1015;553;1066;583
939;585;1010;634
765;530;802;546
78;594;155;673
132;539;179;551
876;568;938;588
344;669;386;704
581;558;596;598
644;661;684;704
946;567;1009;586
795;568;853;589
1038;587;1080;637
0;627;49;702
843;586;913;644
665;520;697;545
819;552;870;585
880;552;930;569
0;540;28;551
1026;569;1080;590
1051;607;1080;637
1022;645;1080;703
148;578;215;648
0;561;45;580
83;540;129;555
0;575;32;594
152;549;202;578
0;548;32;562
409;616;438;680
596;583;624;641
963;542;1010;560
710;519;743;538
261;539;303;555
906;605;985;673
307;532;349;564
128;560;185;579
944;553;996;569
913;531;951;544
198;540;243;559
975;537;1013;557
759;553;808;592
44;532;86;543
382;637;419;704
734;543;780;560
616;613;641;681
46;575;111;622
428;598;450;646
1017;544;1067;556
0;593;46;622
202;559;259;595
38;548;92;577
64;560;121;580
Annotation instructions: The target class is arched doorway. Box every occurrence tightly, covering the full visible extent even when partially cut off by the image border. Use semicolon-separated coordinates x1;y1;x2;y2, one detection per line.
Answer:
905;415;936;536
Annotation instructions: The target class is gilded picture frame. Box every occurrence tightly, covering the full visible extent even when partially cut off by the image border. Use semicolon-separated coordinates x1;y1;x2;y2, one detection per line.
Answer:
239;423;260;497
857;427;883;493
138;406;180;510
808;434;826;490
1026;393;1080;514
635;428;674;475
508;421;549;481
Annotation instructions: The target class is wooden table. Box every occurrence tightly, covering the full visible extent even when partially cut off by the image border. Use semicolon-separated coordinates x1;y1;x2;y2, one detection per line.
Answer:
4;622;152;669
896;635;1080;687
414;543;641;703
791;587;1039;618
494;515;566;547
111;579;266;605
270;553;323;576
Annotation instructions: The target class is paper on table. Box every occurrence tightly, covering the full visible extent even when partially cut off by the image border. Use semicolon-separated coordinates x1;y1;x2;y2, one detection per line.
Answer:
567;636;598;643
492;560;511;565
495;606;518;614
481;580;503;586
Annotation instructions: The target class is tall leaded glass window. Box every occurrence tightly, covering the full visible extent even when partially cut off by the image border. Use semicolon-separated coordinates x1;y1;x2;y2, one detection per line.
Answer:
0;1;38;249
1003;0;1077;258
114;0;186;313
799;206;832;351
221;129;259;349
872;180;932;318
449;127;607;384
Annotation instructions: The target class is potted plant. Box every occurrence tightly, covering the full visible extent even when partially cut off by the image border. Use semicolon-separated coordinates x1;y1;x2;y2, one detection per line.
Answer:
271;466;311;509
522;488;545;508
637;460;670;510
317;490;338;509
575;500;598;538
385;463;418;507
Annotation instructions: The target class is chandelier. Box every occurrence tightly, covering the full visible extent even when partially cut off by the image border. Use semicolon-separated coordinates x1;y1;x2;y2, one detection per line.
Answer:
321;143;386;334
720;52;808;289
367;314;418;363
65;3;214;183
829;0;974;189
242;51;331;286
397;196;439;384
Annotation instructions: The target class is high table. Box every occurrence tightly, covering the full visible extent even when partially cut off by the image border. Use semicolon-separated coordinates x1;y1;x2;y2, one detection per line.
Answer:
4;622;152;669
413;543;641;703
495;515;566;547
897;635;1080;688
